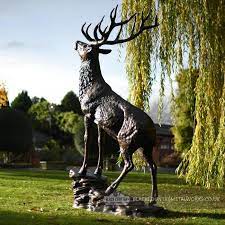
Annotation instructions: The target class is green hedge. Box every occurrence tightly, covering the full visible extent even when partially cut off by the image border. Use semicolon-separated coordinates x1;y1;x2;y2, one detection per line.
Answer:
0;108;33;153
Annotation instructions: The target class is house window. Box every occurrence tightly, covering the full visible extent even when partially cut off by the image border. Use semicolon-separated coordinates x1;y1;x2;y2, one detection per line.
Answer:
160;144;170;150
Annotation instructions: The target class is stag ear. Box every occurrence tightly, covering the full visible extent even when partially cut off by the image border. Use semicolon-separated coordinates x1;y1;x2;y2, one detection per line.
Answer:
99;48;112;54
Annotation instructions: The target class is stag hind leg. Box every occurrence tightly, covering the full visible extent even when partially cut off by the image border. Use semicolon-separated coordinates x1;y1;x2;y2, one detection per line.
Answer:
142;146;158;205
105;147;134;196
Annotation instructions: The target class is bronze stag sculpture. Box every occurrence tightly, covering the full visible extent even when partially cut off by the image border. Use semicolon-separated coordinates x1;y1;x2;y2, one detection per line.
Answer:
75;5;159;204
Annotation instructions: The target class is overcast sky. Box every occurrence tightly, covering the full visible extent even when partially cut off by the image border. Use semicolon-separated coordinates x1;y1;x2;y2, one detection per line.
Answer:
0;0;171;106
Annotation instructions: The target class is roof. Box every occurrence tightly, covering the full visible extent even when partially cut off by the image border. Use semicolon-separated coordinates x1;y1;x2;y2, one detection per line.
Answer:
154;123;173;136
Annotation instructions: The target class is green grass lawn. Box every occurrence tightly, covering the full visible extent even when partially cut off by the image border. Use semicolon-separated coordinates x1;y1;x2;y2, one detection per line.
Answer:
0;169;224;225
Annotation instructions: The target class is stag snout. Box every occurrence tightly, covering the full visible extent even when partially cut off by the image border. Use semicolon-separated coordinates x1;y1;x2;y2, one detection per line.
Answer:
74;41;87;51
75;41;94;61
75;41;112;58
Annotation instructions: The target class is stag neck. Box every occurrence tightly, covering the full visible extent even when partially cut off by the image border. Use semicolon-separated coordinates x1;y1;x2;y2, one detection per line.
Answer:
80;56;104;82
79;55;110;103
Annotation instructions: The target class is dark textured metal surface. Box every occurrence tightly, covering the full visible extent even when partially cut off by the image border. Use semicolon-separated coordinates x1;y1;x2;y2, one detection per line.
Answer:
69;168;164;217
74;5;158;204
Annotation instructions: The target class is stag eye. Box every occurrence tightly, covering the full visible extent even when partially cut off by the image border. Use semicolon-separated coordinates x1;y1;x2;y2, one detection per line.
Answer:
83;44;88;48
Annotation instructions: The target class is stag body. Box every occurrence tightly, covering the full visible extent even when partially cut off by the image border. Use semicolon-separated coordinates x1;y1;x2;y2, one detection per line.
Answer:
75;5;159;204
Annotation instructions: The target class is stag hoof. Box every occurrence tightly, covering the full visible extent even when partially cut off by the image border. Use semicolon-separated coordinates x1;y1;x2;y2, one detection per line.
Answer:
94;168;102;177
149;198;157;206
78;167;87;176
105;186;114;196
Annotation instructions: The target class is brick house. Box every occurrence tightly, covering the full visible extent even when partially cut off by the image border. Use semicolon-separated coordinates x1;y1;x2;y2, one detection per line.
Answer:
153;124;179;166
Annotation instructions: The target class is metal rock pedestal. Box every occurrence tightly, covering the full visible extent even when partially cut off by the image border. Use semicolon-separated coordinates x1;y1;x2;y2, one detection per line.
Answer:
69;168;164;217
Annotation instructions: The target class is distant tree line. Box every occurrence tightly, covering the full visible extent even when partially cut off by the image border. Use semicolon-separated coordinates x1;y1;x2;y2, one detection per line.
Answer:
0;88;119;164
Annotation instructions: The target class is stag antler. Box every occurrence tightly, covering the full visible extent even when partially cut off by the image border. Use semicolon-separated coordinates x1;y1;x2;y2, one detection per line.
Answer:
81;5;159;46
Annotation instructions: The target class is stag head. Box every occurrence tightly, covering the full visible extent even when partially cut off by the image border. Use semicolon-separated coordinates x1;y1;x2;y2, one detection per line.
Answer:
75;5;159;61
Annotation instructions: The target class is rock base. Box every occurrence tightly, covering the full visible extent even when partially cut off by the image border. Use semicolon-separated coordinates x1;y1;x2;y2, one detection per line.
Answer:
69;168;164;217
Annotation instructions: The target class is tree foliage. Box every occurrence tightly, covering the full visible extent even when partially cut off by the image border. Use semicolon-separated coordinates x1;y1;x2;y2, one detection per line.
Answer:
29;100;82;159
122;1;158;110
39;139;61;161
60;91;82;115
122;0;225;188
171;70;198;154
57;112;83;134
0;84;9;108
56;112;85;155
11;91;32;113
31;96;47;105
0;108;33;153
0;85;32;153
28;100;55;133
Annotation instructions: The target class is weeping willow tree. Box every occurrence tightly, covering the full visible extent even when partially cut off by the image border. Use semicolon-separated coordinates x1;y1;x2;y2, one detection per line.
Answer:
122;0;225;188
0;83;9;108
122;1;158;110
171;69;198;154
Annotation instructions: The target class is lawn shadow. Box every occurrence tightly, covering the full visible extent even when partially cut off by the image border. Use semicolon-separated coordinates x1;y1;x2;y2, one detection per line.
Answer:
1;209;225;225
0;210;130;225
158;209;225;220
0;169;69;181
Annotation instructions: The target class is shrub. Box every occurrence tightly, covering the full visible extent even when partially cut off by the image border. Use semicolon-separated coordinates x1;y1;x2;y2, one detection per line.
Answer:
0;108;33;153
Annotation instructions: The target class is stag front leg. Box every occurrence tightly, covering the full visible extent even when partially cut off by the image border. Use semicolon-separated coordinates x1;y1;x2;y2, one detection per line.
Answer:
78;115;92;176
94;125;103;176
105;148;134;195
